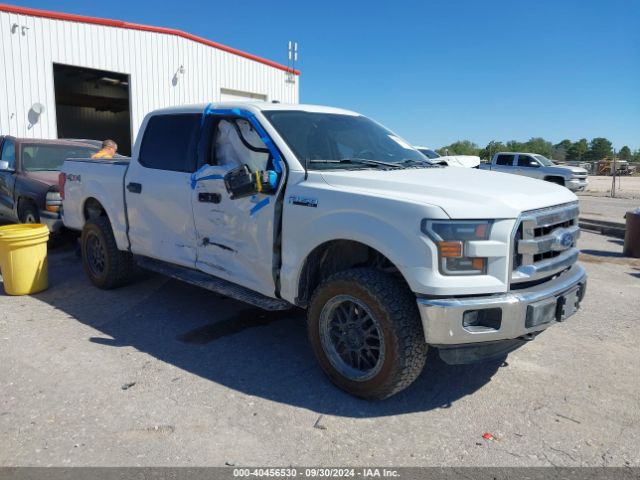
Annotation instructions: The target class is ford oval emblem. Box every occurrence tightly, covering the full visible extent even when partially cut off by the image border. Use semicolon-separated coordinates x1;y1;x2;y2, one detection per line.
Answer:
560;232;574;248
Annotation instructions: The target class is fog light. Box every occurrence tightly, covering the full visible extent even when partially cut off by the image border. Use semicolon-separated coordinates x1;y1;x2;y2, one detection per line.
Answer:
463;308;502;332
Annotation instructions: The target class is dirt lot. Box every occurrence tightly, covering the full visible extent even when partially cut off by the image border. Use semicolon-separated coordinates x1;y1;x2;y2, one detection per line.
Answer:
1;228;639;467
585;175;640;199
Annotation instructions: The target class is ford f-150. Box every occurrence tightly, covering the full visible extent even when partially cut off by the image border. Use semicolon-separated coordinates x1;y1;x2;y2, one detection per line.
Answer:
60;103;587;399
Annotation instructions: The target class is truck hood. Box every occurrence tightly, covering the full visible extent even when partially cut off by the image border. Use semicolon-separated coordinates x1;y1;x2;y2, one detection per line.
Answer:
321;167;578;219
22;171;59;187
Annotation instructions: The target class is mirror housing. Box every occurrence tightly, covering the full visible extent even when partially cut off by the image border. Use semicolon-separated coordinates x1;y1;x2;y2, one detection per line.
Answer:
529;161;540;167
224;165;257;199
223;165;279;200
0;160;11;171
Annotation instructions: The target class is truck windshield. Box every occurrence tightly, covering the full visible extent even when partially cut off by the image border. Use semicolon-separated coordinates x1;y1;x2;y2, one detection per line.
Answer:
534;154;555;167
21;144;98;171
417;148;441;159
262;111;433;170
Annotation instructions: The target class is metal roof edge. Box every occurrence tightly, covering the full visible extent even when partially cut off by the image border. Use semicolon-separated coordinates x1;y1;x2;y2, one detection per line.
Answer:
0;3;301;75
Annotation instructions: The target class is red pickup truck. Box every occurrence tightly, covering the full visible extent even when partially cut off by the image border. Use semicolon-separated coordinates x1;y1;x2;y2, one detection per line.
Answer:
0;136;98;232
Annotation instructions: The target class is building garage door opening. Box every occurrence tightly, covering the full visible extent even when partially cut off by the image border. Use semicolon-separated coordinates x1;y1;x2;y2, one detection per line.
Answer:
53;64;132;155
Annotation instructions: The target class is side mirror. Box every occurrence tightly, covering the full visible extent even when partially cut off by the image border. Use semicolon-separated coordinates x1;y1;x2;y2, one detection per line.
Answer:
0;160;11;171
223;165;278;200
529;161;540;167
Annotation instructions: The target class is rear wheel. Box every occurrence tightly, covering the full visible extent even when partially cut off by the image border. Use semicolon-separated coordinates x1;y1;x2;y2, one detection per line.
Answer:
81;216;133;289
308;268;427;400
18;201;40;224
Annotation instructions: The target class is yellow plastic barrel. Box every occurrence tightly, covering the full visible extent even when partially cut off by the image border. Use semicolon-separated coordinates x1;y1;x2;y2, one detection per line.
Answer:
0;224;50;295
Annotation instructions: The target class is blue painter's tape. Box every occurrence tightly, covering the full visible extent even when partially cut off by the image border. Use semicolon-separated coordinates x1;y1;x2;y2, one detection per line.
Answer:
267;170;278;189
249;197;270;217
190;162;224;189
197;174;223;182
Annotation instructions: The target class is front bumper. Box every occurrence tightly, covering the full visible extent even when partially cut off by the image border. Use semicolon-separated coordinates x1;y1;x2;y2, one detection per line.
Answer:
40;210;64;233
416;264;587;346
567;178;588;192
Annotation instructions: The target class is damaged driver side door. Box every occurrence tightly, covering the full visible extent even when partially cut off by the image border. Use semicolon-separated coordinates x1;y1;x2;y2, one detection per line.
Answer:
190;115;281;297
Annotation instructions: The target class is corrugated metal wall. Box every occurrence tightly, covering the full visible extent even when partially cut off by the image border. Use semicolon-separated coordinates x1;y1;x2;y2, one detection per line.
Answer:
0;9;299;143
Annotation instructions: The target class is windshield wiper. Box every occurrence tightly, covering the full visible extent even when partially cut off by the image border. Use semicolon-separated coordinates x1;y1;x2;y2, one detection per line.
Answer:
398;158;443;167
308;158;402;169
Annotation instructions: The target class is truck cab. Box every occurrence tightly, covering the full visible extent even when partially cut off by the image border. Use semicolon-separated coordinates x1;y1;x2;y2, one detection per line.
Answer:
61;103;587;399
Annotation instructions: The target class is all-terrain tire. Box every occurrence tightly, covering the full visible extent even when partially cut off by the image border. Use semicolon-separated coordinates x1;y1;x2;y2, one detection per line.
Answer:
307;268;427;400
81;216;133;289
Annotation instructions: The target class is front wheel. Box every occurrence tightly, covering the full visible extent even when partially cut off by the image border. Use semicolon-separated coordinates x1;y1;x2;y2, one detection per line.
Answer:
307;268;427;400
81;216;133;289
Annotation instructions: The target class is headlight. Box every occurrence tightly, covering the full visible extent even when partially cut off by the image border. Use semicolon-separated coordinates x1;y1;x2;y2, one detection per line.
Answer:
421;220;492;275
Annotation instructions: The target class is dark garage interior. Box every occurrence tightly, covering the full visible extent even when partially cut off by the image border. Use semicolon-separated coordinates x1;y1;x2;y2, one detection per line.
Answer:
53;64;132;155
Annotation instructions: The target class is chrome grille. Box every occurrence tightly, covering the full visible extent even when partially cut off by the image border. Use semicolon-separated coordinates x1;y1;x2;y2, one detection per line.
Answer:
511;202;580;284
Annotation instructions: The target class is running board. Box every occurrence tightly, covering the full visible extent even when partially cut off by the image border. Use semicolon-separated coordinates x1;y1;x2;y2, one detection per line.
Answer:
135;256;293;311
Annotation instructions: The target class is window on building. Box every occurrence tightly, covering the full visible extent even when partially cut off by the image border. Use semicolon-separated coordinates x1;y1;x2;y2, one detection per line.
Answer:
139;114;201;172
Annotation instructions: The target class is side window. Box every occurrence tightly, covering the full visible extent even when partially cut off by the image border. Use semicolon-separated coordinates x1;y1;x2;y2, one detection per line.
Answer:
495;154;514;166
0;139;16;170
517;155;535;167
139;114;201;172
213;118;270;172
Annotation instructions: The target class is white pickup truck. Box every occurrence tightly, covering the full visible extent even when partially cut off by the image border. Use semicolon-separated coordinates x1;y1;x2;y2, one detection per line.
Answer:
479;152;589;192
60;103;587;399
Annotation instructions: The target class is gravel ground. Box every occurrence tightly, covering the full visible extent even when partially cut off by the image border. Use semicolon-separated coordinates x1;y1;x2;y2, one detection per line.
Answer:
0;231;639;467
584;176;640;199
578;195;639;224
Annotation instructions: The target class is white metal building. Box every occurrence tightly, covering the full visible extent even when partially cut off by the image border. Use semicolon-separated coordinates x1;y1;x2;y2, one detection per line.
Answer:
0;4;300;154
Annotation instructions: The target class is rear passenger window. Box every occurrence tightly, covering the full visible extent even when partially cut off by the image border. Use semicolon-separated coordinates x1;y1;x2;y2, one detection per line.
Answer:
517;155;535;167
495;154;515;166
139;114;200;172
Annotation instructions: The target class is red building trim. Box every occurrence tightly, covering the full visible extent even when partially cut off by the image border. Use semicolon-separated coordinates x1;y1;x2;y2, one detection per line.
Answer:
0;3;300;75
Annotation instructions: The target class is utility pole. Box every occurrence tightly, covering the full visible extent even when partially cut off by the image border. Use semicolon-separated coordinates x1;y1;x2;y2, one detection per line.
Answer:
611;148;616;198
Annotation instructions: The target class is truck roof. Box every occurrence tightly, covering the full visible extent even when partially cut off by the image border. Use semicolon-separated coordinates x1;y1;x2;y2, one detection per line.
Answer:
149;102;360;117
494;152;545;156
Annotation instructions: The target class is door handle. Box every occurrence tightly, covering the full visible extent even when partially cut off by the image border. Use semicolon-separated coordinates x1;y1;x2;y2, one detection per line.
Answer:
127;182;142;194
198;192;221;203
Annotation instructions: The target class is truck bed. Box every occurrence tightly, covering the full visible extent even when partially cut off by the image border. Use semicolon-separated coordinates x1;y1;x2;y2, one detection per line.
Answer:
61;158;130;250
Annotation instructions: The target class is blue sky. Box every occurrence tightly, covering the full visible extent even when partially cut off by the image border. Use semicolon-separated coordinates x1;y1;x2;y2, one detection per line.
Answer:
10;0;640;150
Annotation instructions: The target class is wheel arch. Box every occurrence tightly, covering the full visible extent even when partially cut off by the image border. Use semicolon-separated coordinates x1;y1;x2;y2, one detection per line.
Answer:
79;195;129;251
83;196;108;220
294;239;413;308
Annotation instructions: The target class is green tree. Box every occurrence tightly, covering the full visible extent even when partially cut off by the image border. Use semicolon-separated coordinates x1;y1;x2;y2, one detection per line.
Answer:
479;141;506;160
566;139;589;160
586;137;613;160
438;140;479;156
506;140;525;152
523;137;554;157
553;139;573;161
618;146;632;160
555;139;573;151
